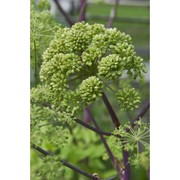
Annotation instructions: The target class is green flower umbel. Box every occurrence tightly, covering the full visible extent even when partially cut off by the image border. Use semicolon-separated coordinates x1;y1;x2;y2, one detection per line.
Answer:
98;54;125;80
116;88;141;111
77;76;104;105
39;22;146;113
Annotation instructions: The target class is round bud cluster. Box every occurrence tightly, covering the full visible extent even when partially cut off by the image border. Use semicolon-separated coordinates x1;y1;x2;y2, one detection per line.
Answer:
43;22;106;63
77;76;104;105
98;54;125;80
82;34;109;66
65;30;88;52
42;27;71;63
63;23;95;53
81;28;131;67
40;53;81;99
111;42;146;79
40;53;81;83
125;56;147;79
59;90;80;115
116;88;141;111
111;42;135;57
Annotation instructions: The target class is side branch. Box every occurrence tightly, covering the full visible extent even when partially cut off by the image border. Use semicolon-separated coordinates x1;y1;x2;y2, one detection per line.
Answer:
102;92;120;128
131;100;150;129
32;144;52;156
86;108;122;179
32;144;96;179
123;100;149;179
74;118;112;136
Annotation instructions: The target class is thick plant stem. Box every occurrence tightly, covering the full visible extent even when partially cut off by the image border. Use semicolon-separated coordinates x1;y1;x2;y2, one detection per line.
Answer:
122;150;131;180
86;108;122;179
102;92;131;180
102;92;120;127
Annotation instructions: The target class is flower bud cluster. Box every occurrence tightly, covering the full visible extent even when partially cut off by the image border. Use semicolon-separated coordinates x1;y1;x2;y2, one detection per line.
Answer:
81;28;131;67
40;53;81;93
63;23;96;53
98;54;124;80
39;22;146;112
116;88;141;111
59;91;80;115
111;42;146;79
30;84;52;105
125;56;147;79
77;76;104;104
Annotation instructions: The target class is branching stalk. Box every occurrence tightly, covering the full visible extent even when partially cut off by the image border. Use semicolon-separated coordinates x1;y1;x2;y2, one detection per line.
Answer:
130;100;150;129
32;144;95;179
122;150;131;180
32;144;117;180
86;108;122;179
74;118;112;136
101;92;132;180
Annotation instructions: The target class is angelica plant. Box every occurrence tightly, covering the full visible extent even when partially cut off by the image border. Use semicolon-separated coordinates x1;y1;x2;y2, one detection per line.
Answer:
31;21;149;180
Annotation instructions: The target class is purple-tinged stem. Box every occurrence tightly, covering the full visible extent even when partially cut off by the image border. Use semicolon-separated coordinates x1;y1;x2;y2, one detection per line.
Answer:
32;144;97;179
107;0;120;28
78;0;87;22
102;92;131;180
122;150;131;180
131;100;150;129
86;107;122;179
74;118;112;136
102;92;120;128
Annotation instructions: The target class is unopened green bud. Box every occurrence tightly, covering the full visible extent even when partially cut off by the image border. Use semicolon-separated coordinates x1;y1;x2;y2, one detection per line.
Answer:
77;76;103;104
116;88;141;111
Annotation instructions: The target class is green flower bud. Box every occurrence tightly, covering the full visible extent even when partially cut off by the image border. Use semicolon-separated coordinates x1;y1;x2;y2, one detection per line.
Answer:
116;88;141;111
125;56;147;79
40;53;81;91
77;76;104;104
98;54;124;80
